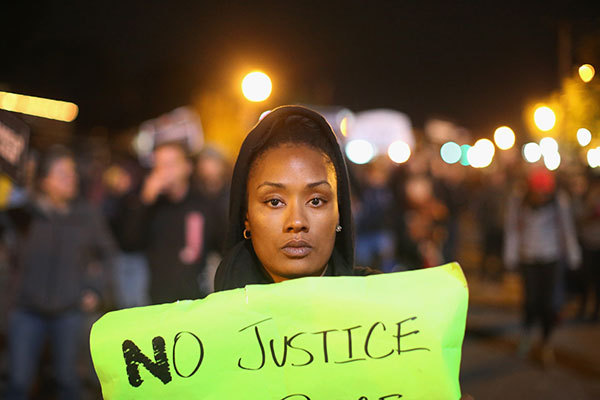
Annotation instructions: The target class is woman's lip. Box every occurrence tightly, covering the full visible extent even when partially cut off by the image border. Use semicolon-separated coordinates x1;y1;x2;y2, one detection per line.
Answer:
280;246;312;258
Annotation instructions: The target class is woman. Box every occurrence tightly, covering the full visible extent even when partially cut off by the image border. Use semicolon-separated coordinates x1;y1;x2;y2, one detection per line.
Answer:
4;146;115;400
213;106;473;400
215;106;371;291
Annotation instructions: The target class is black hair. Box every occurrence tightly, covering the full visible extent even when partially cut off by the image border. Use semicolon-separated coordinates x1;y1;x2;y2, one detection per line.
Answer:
249;115;338;174
153;140;192;161
245;115;340;216
36;145;74;182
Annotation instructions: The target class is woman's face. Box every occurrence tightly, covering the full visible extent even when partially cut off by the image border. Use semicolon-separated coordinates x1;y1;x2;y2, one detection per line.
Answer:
246;144;339;282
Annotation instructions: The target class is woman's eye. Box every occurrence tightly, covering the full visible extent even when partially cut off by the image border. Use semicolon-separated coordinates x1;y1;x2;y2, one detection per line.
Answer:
309;197;325;206
267;199;283;207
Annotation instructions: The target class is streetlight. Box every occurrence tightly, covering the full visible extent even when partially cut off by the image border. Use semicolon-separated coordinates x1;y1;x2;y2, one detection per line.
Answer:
241;71;272;102
533;106;556;132
579;64;595;83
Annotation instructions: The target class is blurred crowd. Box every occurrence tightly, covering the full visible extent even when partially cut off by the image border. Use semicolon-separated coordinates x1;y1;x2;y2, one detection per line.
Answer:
0;127;598;398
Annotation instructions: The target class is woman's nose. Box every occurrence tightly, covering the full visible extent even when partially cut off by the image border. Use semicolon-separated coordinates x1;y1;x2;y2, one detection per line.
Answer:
285;200;309;233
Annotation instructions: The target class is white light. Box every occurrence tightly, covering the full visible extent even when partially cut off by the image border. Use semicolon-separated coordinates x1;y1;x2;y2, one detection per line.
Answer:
387;140;411;163
467;138;494;168
543;152;561;171
440;142;462;164
345;139;375;164
494;126;516;150
588;148;600;168
467;143;494;168
258;110;271;121
523;142;542;163
577;128;592;147
241;71;272;102
475;138;495;157
539;137;558;156
534;106;556;131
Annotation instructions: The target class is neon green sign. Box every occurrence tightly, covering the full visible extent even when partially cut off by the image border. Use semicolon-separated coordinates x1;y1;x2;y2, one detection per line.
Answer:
90;262;468;399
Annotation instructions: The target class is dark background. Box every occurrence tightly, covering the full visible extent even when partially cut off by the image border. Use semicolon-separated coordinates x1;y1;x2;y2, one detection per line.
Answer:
2;0;599;134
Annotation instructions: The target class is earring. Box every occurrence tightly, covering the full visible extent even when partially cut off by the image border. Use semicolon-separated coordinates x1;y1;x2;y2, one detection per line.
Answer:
243;229;251;239
335;225;342;233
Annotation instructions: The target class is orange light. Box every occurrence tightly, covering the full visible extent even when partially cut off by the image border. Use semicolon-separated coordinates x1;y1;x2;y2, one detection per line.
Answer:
579;64;595;83
0;91;79;122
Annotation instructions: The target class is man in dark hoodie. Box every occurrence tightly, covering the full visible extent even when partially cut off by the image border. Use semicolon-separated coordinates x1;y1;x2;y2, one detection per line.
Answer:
3;146;115;400
214;106;370;291
131;141;221;304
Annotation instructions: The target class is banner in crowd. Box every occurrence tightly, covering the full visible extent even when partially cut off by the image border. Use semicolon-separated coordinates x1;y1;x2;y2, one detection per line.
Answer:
0;110;29;184
90;262;468;400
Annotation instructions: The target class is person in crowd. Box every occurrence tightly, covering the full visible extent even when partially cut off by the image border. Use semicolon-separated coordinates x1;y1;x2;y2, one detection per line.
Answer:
354;158;397;272
193;147;230;293
404;174;448;268
476;169;508;281
101;158;150;309
214;106;374;291
3;145;116;400
575;173;600;321
504;167;581;363
355;159;396;272
131;141;220;304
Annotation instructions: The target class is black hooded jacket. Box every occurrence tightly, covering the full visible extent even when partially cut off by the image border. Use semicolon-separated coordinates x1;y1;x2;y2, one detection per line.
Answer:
214;106;371;291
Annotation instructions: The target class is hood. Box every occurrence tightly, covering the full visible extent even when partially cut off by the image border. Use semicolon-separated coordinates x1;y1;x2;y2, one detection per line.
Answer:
214;105;355;291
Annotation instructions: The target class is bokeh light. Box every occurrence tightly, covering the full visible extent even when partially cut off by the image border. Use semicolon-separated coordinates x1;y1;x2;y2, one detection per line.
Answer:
440;142;461;164
588;148;600;168
387;140;411;163
0;91;78;122
539;137;558;156
576;128;592;147
241;71;272;102
533;106;556;132
579;64;595;83
543;152;561;171
468;139;495;168
340;116;349;137
494;126;516;150
523;142;542;163
345;139;375;164
460;145;471;166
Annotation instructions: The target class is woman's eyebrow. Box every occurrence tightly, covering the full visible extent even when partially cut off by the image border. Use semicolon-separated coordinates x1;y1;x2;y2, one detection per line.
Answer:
257;181;285;189
256;181;331;189
307;180;331;189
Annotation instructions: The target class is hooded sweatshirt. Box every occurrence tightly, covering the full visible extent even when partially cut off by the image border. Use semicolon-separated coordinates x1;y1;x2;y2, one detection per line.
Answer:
214;106;370;291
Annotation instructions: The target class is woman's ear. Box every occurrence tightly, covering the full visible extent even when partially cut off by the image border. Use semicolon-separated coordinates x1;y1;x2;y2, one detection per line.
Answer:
244;213;250;231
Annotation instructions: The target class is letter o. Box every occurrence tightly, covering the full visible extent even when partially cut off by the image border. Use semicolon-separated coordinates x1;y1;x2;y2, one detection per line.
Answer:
172;331;204;378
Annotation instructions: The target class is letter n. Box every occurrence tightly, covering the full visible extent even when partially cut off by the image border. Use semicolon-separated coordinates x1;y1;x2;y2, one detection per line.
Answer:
122;337;172;387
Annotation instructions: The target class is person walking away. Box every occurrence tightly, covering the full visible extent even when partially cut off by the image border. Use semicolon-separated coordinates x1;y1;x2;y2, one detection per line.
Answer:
504;167;581;364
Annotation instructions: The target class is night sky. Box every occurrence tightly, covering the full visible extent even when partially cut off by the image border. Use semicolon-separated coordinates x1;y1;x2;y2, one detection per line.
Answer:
2;1;599;135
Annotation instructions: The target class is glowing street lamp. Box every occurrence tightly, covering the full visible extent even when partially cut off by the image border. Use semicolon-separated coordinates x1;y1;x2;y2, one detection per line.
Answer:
241;71;272;102
533;106;556;132
579;64;595;83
